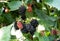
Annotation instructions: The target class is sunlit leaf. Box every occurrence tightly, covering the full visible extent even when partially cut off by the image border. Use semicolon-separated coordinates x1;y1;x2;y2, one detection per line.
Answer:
0;24;13;41
7;1;22;11
35;8;55;26
44;0;60;10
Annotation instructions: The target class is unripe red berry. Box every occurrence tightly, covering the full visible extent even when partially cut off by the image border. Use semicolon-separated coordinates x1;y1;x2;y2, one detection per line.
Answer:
27;4;32;12
27;6;32;12
17;21;23;29
3;7;10;13
51;29;57;35
5;8;10;13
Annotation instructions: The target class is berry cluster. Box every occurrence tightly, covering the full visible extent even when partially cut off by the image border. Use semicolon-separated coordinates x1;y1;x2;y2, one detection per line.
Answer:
21;25;36;36
14;19;39;36
18;6;26;20
22;19;38;34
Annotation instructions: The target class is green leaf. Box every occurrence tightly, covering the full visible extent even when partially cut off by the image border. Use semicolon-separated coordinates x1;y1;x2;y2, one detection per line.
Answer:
0;8;3;15
3;14;14;24
0;24;13;41
7;1;22;11
10;39;17;41
34;8;57;30
0;3;3;8
25;39;30;41
44;0;53;3
38;36;50;41
27;0;32;4
35;8;55;26
0;16;5;23
25;0;29;4
44;0;60;10
48;36;55;41
34;32;40;38
33;37;39;41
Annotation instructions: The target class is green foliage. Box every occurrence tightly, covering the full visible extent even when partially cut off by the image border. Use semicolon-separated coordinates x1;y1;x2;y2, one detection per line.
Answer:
44;0;60;10
0;24;13;41
0;0;60;41
8;1;22;11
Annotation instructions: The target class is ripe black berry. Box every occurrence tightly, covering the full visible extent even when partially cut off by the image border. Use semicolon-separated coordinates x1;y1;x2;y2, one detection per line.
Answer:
25;24;32;31
30;19;39;28
21;23;36;35
21;23;28;33
18;5;26;20
26;24;36;36
18;5;26;15
30;27;36;36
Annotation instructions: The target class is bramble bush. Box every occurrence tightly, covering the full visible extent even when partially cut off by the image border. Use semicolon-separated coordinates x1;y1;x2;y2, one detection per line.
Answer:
0;0;60;41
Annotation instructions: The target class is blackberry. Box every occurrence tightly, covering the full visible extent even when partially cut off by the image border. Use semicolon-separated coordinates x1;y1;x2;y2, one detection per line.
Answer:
26;24;36;36
21;23;36;35
21;23;28;33
30;19;39;28
18;5;26;20
18;5;26;16
30;27;36;36
25;24;32;31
